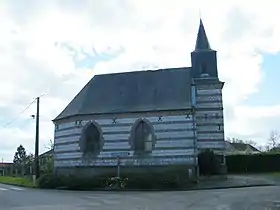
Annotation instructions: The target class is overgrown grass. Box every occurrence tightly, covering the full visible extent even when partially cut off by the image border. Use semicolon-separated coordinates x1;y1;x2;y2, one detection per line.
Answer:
0;176;36;188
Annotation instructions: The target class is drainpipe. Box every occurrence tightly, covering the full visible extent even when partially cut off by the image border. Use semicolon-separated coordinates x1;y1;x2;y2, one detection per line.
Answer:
191;82;198;180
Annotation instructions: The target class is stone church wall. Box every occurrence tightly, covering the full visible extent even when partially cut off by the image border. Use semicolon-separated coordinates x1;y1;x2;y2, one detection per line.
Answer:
194;82;226;155
53;111;197;175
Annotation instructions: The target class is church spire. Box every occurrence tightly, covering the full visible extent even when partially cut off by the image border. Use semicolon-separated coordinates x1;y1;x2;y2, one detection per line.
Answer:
191;19;218;78
194;19;211;51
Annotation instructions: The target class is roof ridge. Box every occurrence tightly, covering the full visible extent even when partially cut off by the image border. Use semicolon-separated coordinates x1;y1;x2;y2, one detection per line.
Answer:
94;67;190;77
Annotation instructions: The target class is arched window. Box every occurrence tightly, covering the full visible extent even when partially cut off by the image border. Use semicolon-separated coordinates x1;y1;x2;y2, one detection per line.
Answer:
131;119;155;154
79;122;103;155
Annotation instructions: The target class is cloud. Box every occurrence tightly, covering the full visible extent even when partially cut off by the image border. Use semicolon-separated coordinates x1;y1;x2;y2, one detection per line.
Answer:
226;105;280;145
0;0;280;161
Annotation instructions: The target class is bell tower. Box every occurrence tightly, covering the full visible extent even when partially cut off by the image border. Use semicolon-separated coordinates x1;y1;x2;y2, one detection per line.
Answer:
191;19;218;78
191;19;227;175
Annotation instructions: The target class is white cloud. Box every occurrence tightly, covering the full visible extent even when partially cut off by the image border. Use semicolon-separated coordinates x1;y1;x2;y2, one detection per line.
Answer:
0;0;280;161
226;105;280;146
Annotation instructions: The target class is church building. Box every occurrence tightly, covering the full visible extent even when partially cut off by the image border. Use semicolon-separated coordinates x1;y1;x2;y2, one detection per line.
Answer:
52;19;226;179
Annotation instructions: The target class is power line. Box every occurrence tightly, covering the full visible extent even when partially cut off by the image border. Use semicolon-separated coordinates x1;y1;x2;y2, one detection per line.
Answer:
3;99;36;128
2;92;48;128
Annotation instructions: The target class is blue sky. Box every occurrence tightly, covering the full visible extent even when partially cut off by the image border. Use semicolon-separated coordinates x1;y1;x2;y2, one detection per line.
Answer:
0;0;280;161
245;53;280;106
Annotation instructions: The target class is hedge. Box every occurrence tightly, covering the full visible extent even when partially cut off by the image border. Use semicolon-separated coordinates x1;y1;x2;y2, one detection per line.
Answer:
37;172;186;190
226;153;280;173
37;174;106;190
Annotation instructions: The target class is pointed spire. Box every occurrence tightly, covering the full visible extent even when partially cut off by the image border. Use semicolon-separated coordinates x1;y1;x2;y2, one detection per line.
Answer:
194;19;211;51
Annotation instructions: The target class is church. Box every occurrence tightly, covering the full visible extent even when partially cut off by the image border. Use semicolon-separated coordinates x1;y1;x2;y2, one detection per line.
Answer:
52;19;226;179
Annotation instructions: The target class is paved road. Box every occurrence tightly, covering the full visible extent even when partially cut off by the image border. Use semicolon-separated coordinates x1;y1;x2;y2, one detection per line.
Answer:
1;183;280;210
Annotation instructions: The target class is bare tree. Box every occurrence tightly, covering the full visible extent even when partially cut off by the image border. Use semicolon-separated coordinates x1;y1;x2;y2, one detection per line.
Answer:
42;139;54;174
226;137;244;143
267;130;280;149
265;145;270;152
226;138;257;146
44;139;54;151
257;145;266;152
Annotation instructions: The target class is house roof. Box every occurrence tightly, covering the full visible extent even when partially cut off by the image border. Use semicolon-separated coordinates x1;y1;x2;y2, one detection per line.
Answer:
231;143;259;152
225;141;260;153
0;162;13;167
39;149;53;157
54;67;193;121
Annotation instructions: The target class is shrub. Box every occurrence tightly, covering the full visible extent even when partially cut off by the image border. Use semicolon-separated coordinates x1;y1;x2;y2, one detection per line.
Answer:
37;174;66;189
37;172;185;190
124;173;182;189
198;149;220;176
37;173;108;190
105;177;128;189
66;175;107;190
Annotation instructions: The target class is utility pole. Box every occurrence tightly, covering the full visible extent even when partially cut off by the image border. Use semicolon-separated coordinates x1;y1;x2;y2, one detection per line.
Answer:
1;158;3;176
34;97;40;179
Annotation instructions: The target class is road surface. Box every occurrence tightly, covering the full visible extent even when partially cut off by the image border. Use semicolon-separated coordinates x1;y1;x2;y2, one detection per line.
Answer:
1;183;280;209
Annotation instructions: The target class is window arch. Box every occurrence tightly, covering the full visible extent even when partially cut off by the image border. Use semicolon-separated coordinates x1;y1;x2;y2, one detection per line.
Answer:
130;118;156;154
79;121;103;156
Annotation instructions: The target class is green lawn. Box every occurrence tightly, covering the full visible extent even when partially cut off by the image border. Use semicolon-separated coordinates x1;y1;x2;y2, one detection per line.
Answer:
0;176;36;188
272;172;280;177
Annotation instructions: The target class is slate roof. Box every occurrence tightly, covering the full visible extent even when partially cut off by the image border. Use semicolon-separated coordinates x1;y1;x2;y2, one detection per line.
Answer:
195;19;211;51
225;141;260;154
54;67;193;121
230;142;260;152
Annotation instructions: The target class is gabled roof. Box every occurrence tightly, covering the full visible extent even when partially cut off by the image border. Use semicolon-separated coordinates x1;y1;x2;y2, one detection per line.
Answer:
39;149;53;158
225;141;261;154
54;67;193;121
194;19;211;51
230;142;259;152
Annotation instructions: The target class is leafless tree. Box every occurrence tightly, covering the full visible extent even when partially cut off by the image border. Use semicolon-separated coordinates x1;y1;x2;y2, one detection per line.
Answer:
257;145;265;152
267;130;280;149
44;139;54;151
226;137;257;146
226;137;243;143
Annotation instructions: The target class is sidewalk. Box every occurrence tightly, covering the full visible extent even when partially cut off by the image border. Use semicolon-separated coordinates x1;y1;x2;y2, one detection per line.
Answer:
91;174;279;192
189;174;278;191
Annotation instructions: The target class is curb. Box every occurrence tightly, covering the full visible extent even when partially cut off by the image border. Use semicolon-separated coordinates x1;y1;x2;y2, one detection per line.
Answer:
0;182;36;189
185;183;275;191
51;183;276;192
1;182;275;192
